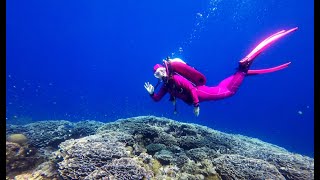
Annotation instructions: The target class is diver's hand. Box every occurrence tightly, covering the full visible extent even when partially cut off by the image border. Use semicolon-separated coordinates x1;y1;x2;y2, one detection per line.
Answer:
144;82;154;95
193;106;200;117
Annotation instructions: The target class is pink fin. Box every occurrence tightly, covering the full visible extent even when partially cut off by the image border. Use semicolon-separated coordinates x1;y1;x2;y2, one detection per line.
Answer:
247;62;291;75
241;27;298;62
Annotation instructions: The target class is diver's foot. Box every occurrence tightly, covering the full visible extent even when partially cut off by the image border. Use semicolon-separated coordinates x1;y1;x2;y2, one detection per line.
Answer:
238;57;253;73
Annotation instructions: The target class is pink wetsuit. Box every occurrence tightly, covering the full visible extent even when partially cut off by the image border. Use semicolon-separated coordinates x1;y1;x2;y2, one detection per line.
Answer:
151;27;298;107
151;71;245;107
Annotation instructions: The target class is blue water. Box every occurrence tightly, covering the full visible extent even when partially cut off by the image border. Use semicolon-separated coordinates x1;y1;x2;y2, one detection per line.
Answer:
6;0;314;157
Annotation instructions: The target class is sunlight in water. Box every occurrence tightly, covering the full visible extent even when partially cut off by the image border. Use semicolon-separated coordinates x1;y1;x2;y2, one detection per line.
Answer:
171;0;221;58
170;0;276;58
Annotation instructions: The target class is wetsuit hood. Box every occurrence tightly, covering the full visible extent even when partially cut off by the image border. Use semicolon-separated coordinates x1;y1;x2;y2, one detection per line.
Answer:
153;64;164;73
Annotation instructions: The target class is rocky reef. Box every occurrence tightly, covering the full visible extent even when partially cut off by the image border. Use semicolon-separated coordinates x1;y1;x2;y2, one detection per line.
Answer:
6;120;104;148
6;116;314;180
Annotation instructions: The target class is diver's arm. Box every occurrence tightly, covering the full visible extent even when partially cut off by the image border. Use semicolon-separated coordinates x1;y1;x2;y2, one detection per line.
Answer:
150;85;168;102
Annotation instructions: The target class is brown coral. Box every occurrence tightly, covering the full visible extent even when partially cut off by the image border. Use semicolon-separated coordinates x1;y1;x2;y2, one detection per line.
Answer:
7;134;28;145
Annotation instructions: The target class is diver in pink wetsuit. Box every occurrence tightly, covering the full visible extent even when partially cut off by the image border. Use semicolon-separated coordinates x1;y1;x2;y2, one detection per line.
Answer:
144;27;298;116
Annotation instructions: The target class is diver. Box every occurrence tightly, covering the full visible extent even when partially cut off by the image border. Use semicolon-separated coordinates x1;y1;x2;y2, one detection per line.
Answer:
144;27;298;116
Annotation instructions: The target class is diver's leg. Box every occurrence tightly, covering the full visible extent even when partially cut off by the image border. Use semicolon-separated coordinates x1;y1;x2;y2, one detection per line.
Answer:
217;70;246;94
197;85;232;101
197;70;246;101
197;27;299;102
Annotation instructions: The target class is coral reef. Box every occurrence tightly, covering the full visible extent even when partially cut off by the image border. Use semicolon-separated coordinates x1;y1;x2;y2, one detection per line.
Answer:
6;142;44;178
6;121;74;148
154;149;174;165
56;131;153;179
7;134;28;145
9;161;59;180
212;154;285;179
95;116;314;179
6;116;314;180
6;120;104;148
71;120;105;138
